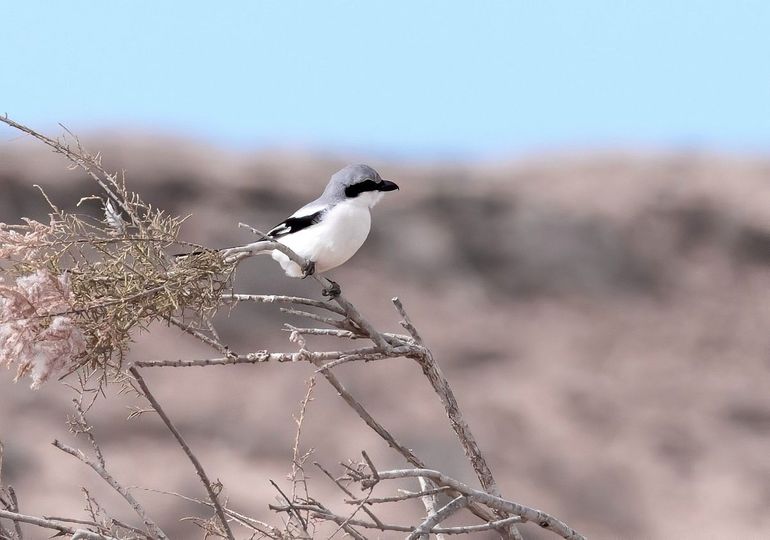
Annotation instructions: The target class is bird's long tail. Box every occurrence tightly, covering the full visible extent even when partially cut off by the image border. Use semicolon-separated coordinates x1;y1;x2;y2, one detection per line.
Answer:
173;241;304;278
173;241;275;262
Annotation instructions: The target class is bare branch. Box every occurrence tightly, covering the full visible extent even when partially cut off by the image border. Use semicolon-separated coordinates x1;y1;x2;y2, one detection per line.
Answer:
0;115;135;225
363;468;585;540
344;486;450;505
314;347;413;372
167;316;231;356
326;486;374;539
0;509;118;539
128;367;234;540
42;516;102;528
417;476;446;540
289;378;315;503
132;346;391;368
223;293;345;316
430;516;523;535
392;297;521;533
272;503;522;535
269;480;309;537
280;307;351;330
392;296;424;345
314;462;386;531
45;515;150;538
52;440;168;540
284;325;413;342
311;366;424;468
321;286;390;350
6;486;23;540
284;326;359;339
309;353;515;533
134;487;281;539
408;495;469;540
69;397;105;469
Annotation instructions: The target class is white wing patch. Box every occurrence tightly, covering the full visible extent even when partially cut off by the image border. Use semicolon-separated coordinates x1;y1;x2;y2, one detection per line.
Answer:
267;222;291;237
289;202;327;219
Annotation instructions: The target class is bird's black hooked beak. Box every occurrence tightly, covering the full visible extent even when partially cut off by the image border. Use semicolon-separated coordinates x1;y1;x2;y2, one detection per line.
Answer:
378;180;400;192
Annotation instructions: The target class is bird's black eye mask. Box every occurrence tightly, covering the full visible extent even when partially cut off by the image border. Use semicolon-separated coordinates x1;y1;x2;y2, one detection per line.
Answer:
345;178;399;198
345;179;380;198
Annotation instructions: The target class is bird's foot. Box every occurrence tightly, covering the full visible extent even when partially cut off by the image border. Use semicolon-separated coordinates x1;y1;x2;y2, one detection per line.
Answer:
322;279;341;298
301;260;316;278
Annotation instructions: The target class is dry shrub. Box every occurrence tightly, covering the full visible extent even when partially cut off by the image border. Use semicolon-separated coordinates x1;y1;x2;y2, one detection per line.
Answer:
0;172;235;388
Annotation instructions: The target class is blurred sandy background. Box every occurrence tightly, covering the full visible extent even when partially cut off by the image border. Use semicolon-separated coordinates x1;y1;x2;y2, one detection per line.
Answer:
1;136;769;538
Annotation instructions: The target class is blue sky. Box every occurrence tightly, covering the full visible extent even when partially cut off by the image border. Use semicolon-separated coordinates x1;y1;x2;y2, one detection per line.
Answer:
1;1;769;158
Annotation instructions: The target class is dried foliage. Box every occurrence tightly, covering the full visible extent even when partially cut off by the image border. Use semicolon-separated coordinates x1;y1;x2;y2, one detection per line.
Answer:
0;130;235;387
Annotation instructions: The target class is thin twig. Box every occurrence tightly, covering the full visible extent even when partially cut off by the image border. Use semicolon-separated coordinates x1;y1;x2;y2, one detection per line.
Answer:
314;347;412;372
128;367;234;540
167;316;231;356
360;451;379;482
309;354;511;531
0;510;117;539
6;487;23;540
284;326;359;339
392;297;524;538
70;397;106;469
43;516;101;528
284;326;414;342
344;486;450;505
393;296;424;345
289;377;315;506
132;346;390;368
313;502;366;540
408;496;468;540
314;463;385;530
319;283;390;350
327;486;374;540
0;115;135;225
44;515;151;539
135;487;281;539
269;480;308;536
363;468;585;540
223;293;345;316
271;504;522;535
52;440;168;540
311;365;424;467
417;476;446;540
279;308;351;330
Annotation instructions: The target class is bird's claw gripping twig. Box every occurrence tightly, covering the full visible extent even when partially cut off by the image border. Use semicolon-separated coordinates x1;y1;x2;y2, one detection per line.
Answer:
322;279;341;298
302;260;316;278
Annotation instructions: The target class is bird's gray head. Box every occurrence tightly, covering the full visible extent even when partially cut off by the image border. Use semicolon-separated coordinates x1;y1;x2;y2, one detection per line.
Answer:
322;164;399;207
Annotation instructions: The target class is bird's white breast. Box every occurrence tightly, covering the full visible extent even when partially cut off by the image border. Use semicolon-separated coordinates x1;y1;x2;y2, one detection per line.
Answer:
275;200;372;275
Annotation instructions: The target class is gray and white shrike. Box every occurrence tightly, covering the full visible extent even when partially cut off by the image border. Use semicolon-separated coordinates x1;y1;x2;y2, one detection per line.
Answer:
265;164;399;279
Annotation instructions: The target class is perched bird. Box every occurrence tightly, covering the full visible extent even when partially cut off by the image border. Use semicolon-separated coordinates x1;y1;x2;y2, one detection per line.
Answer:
175;165;397;295
266;164;399;279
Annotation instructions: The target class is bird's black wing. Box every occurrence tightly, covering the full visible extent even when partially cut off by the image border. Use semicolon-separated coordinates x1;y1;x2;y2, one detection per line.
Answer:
267;210;324;239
